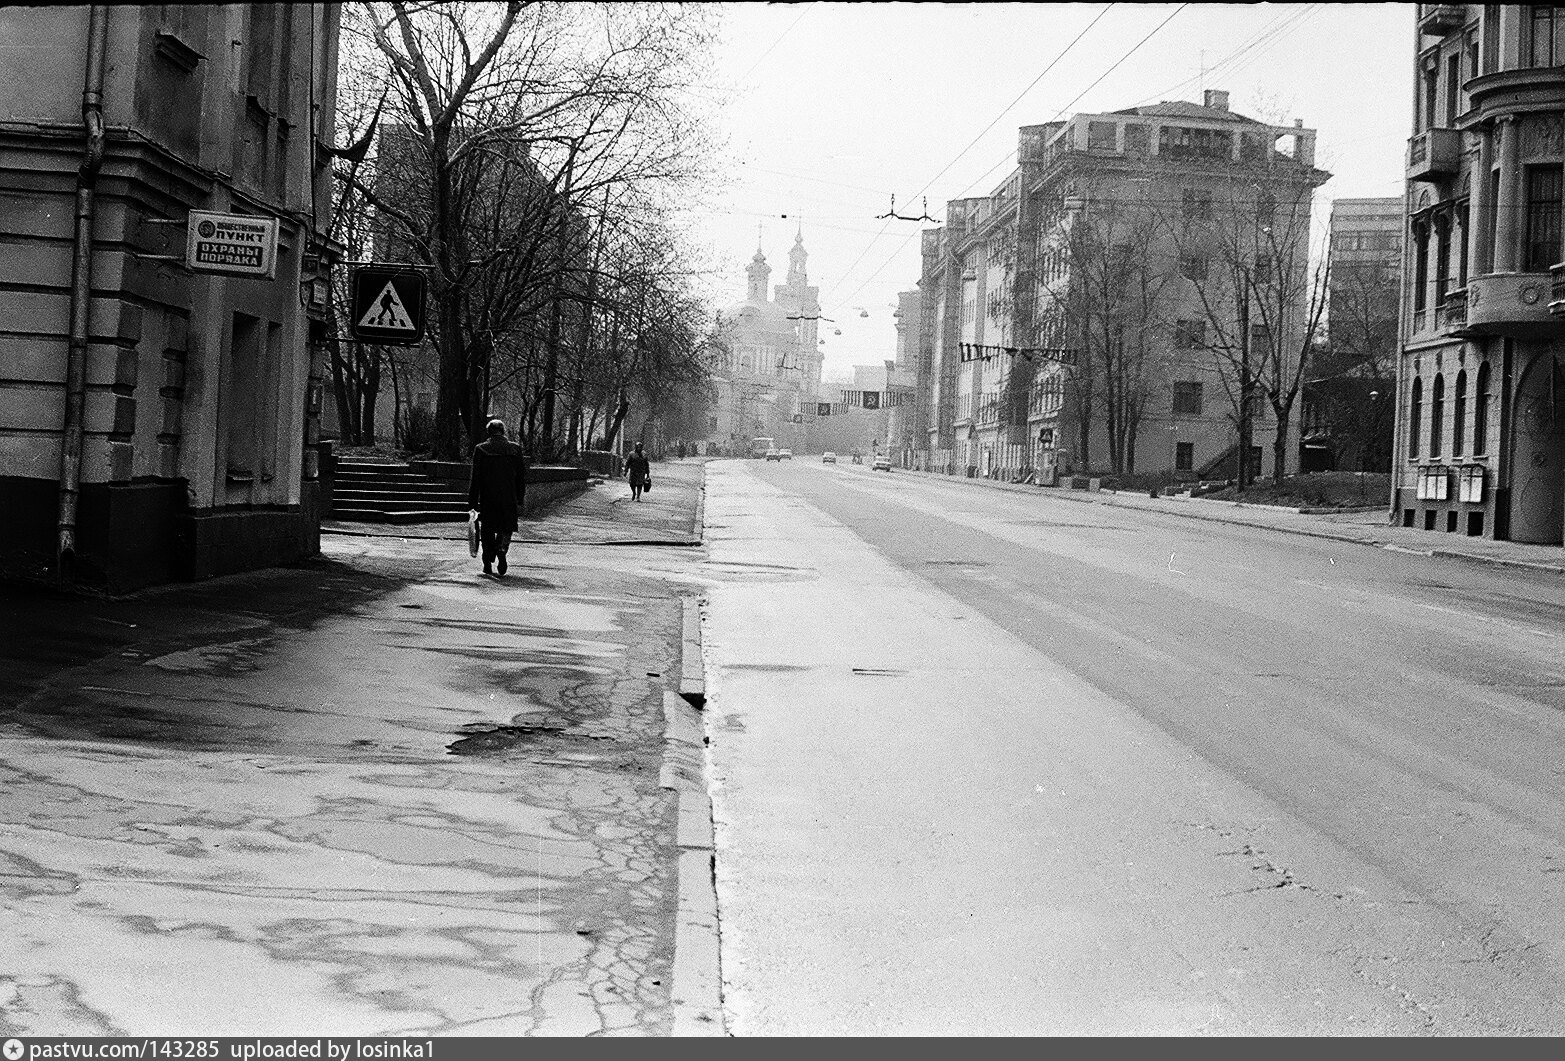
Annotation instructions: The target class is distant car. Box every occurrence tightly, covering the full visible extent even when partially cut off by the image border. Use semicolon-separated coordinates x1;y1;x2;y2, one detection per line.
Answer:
779;449;793;460
872;455;892;472
765;448;781;461
822;451;837;464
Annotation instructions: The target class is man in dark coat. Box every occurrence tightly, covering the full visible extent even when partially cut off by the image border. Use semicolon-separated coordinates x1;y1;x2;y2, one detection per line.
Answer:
467;419;527;577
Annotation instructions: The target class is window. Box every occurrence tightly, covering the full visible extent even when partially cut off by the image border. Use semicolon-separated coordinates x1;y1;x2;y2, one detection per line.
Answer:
1528;5;1565;67
1174;319;1206;349
1434;216;1451;305
1454;369;1468;455
1088;121;1117;151
1176;442;1195;471
1482;6;1499;73
1159;125;1233;161
1445;51;1460;126
1456;202;1470;286
1256;190;1276;226
1466;28;1479;85
1431;373;1445;457
1525;166;1562;273
1249;323;1272;353
1183;188;1213;221
1410;376;1423;457
1180;255;1208;282
1124;123;1150;157
1413;220;1430;313
1422;52;1438;132
1474;361;1490;455
1173;381;1203;415
1254;253;1273;286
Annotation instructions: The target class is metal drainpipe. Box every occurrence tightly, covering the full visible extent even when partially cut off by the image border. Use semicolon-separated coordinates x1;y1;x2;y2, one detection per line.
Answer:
57;5;109;577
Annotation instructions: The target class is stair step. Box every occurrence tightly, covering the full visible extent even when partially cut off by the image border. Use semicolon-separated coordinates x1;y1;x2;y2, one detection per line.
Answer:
333;485;466;497
332;507;469;525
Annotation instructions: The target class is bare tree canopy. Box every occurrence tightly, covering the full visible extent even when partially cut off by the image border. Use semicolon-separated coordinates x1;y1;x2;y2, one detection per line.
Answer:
330;1;725;460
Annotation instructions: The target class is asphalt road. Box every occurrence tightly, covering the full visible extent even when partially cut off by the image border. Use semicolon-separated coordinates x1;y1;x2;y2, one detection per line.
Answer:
699;457;1565;1035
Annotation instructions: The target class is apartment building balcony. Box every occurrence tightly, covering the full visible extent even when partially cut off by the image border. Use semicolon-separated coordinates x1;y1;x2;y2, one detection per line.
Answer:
1417;4;1466;36
1456;273;1564;338
1463;69;1565;118
1406;128;1462;181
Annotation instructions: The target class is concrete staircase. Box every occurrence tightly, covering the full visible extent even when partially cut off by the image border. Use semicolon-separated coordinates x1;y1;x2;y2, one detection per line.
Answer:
330;457;470;524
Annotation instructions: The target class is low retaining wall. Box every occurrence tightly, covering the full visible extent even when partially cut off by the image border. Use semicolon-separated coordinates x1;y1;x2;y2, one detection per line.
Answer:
408;460;591;516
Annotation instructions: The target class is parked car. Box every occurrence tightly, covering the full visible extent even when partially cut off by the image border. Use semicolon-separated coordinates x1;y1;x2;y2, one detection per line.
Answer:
872;454;892;472
822;451;837;464
779;449;793;460
765;448;781;461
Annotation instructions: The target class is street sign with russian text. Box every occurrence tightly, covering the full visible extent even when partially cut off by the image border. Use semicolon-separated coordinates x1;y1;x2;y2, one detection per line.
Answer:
350;265;427;345
186;211;278;278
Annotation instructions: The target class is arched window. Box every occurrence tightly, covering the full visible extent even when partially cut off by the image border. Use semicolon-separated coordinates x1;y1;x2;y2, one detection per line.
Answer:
1410;376;1423;457
1431;374;1445;457
1454;370;1468;455
1474;362;1491;455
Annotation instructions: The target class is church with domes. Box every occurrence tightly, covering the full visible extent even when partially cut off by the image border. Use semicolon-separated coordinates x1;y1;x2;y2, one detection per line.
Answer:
706;229;826;452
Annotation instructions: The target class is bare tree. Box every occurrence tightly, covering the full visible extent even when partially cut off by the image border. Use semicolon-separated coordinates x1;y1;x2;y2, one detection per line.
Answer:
1028;182;1178;475
1169;174;1328;488
1311;258;1399;470
335;2;722;459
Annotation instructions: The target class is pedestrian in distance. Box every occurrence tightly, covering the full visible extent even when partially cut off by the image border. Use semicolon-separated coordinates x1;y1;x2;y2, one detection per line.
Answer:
467;419;527;577
626;442;651;502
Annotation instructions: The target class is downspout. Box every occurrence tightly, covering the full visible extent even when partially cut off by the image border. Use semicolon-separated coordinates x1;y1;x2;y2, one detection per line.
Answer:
57;4;109;577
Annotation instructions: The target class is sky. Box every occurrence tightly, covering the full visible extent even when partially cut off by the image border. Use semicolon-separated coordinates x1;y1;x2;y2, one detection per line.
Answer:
677;2;1415;383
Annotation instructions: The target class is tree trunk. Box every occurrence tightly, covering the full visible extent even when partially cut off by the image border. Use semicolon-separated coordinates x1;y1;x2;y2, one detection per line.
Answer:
361;347;381;443
1272;397;1292;484
1236;298;1252;491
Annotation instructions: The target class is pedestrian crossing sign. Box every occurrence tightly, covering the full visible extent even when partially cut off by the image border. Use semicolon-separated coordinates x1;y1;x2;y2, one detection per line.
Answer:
349;265;427;345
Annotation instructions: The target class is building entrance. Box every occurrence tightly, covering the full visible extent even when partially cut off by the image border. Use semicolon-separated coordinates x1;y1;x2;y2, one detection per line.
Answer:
1509;353;1565;545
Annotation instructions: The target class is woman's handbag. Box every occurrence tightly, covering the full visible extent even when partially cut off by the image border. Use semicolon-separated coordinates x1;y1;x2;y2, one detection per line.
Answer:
642;478;651;494
467;510;480;557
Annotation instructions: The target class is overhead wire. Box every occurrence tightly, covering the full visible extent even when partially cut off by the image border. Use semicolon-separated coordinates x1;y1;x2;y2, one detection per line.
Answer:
820;2;1123;315
955;3;1191;200
826;3;1191;318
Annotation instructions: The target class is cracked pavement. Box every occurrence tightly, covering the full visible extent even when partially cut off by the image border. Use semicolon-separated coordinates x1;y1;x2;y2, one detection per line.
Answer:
0;463;712;1037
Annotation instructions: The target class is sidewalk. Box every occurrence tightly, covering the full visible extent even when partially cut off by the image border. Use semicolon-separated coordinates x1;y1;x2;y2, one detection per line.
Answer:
894;466;1565;576
0;460;717;1037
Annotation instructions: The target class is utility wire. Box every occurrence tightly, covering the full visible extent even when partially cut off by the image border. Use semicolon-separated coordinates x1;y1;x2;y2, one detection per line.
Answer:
830;3;1190;317
821;2;1119;313
956;3;1191;200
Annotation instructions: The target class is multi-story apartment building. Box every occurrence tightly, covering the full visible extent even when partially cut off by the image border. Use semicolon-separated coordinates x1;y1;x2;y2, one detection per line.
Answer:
1395;4;1565;544
916;90;1329;484
1302;197;1403;471
0;5;341;591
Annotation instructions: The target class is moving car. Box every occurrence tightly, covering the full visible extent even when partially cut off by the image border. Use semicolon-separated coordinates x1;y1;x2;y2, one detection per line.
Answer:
779;449;793;460
765;448;781;461
822;451;837;464
872;454;892;472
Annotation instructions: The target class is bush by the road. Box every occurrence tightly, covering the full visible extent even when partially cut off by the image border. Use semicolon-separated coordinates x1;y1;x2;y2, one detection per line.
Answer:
1199;471;1391;509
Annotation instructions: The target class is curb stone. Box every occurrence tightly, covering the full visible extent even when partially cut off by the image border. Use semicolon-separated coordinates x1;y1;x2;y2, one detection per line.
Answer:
896;466;1565;577
680;596;706;703
660;597;724;1036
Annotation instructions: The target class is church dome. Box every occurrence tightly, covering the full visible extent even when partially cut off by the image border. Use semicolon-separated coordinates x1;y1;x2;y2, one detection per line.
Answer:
720;297;792;328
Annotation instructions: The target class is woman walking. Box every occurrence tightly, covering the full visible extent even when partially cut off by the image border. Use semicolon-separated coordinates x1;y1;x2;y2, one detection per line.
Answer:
626;443;651;501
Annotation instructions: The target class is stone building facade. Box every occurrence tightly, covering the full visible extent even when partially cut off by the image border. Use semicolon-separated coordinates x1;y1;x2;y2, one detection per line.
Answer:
0;4;341;590
916;90;1328;484
1395;4;1565;542
708;232;825;453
